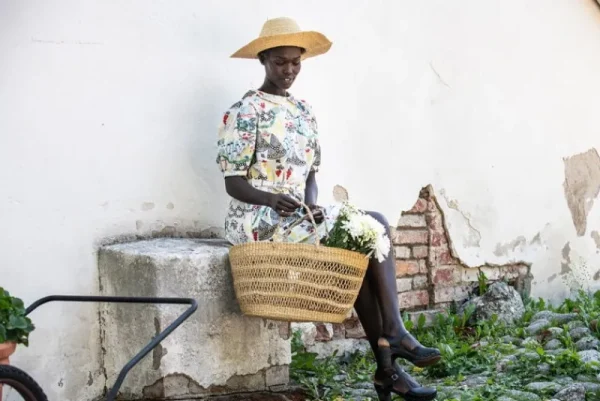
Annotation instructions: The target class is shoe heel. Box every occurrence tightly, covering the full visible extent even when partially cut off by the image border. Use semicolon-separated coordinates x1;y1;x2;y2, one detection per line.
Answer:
374;383;392;401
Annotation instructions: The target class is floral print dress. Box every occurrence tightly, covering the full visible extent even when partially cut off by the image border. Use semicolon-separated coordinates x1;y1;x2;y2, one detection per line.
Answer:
216;90;339;245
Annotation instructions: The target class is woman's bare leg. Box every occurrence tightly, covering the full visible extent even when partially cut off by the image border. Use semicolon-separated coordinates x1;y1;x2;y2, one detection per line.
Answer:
364;211;441;366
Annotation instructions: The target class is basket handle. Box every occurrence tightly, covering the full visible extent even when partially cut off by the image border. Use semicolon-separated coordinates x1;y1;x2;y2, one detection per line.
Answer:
277;202;329;246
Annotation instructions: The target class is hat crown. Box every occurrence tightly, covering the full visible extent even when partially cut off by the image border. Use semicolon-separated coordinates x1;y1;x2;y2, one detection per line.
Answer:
259;17;302;38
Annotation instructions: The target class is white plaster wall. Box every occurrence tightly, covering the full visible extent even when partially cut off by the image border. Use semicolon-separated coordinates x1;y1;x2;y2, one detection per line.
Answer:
1;0;600;400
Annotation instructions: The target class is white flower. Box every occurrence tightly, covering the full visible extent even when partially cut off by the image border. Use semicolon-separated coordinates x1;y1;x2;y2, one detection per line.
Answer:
337;205;391;262
373;232;391;263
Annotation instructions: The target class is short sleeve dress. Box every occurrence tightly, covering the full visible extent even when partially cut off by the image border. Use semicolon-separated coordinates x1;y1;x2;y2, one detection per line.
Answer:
216;89;339;245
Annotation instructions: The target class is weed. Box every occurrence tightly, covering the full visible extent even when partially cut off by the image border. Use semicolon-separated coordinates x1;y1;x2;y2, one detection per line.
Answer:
290;290;600;401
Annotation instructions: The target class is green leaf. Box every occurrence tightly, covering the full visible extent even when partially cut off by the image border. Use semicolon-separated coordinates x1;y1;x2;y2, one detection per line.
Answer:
8;315;28;330
0;323;6;343
417;313;427;331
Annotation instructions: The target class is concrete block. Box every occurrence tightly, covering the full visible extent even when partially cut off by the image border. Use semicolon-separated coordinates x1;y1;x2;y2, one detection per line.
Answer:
98;238;290;399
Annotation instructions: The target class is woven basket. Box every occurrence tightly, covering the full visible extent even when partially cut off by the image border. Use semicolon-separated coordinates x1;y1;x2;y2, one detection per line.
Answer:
229;205;369;323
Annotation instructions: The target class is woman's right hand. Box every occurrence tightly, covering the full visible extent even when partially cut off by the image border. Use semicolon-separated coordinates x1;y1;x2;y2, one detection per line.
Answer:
267;193;301;217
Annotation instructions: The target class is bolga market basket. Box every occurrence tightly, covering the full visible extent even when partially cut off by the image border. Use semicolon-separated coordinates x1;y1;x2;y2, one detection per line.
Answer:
228;204;369;323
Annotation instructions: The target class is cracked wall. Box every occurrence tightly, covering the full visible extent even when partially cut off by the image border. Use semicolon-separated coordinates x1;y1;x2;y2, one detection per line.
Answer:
4;2;600;399
296;186;531;351
563;148;600;236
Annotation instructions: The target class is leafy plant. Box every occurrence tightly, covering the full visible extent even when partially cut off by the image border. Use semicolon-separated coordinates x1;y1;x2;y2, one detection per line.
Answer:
477;270;488;296
290;289;600;401
0;287;34;346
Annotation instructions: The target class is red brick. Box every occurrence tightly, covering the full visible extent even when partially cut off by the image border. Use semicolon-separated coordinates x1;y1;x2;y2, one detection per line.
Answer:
429;247;456;266
396;260;420;277
397;214;427;228
479;266;501;281
396;277;413;292
394;246;411;259
427;214;444;232
461;267;480;282
418;260;428;274
408;199;428;213
430;232;447;247
412;246;429;259
433;267;457;285
427;198;440;213
393;229;428;245
434;285;470;303
412;274;428;290
344;318;366;339
398;290;430;309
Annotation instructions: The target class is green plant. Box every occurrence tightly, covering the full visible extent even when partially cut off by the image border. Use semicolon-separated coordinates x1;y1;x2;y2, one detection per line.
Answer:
0;287;34;346
290;289;600;401
477;270;488;296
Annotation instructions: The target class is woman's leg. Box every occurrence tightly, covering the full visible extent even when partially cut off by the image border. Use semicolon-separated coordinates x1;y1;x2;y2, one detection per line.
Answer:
354;225;437;400
353;267;383;352
364;211;407;337
365;211;440;366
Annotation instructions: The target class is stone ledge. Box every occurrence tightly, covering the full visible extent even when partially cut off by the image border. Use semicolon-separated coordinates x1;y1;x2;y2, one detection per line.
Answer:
98;238;290;400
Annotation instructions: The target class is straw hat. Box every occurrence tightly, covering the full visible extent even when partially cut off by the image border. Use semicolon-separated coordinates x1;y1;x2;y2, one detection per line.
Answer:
230;17;332;60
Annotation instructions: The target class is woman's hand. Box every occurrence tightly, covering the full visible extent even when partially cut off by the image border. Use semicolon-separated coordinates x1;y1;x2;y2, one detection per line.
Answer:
267;193;301;217
306;204;324;224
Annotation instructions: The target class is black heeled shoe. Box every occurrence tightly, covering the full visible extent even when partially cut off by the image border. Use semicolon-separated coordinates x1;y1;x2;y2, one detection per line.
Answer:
374;340;437;401
386;331;441;367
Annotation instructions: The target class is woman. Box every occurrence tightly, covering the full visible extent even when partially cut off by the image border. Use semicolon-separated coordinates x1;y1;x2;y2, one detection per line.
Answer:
216;17;440;401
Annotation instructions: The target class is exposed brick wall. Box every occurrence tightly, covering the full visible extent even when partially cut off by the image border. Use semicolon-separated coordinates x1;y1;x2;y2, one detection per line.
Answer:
395;186;531;310
294;186;532;345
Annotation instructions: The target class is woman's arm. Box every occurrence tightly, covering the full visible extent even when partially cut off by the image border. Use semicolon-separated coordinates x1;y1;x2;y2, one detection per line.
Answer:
304;171;324;223
225;177;300;217
304;171;319;205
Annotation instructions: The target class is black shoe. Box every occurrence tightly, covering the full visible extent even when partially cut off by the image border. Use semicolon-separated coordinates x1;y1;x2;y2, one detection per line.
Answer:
386;331;441;367
374;342;437;401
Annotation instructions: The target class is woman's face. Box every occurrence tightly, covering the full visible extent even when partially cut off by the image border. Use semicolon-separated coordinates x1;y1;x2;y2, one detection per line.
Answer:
261;46;303;91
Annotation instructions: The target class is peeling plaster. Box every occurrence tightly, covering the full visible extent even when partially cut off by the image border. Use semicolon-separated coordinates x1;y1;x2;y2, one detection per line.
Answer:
558;241;596;292
560;242;572;275
332;185;349;202
494;236;527;257
592;230;600;250
530;233;542;245
439;189;482;247
563;148;600;236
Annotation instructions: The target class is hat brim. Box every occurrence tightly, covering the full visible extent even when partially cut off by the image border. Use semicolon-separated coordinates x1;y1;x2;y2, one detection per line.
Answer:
230;31;332;60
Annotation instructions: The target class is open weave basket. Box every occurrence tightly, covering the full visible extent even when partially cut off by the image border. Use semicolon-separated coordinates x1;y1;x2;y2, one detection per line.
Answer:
229;206;369;323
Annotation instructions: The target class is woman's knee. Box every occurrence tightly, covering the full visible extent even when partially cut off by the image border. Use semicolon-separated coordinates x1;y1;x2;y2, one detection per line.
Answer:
365;210;390;228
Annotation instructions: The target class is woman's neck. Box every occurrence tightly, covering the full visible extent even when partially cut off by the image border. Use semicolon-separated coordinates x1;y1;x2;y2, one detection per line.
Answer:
258;79;287;97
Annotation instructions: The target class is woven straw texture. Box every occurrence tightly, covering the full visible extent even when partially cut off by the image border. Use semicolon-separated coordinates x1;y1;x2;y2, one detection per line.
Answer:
230;17;332;60
229;241;369;323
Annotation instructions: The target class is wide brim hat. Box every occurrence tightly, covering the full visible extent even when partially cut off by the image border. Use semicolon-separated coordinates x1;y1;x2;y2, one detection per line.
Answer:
230;17;332;60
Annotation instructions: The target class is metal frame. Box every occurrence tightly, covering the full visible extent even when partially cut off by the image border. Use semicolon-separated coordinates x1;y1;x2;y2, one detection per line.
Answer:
26;295;198;401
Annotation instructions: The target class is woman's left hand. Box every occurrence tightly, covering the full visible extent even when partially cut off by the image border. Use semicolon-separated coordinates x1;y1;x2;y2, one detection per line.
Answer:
306;204;324;224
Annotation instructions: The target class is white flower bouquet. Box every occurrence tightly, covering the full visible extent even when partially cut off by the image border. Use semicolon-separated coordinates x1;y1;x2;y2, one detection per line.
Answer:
323;202;391;262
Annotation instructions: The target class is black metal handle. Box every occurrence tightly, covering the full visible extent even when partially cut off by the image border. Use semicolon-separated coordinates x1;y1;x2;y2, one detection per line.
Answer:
26;295;198;401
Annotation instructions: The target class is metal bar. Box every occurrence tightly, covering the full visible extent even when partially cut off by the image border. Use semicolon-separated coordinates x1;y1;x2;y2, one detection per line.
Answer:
25;295;198;401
